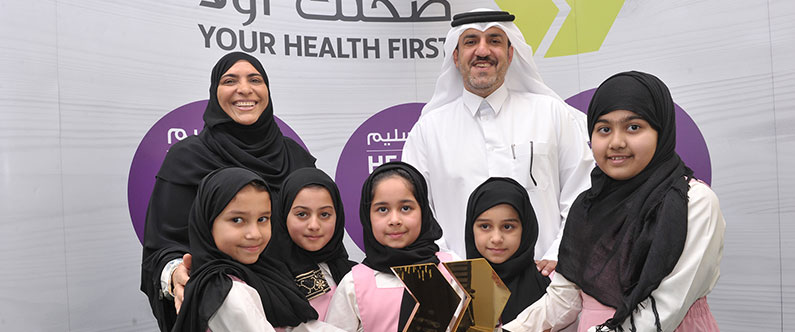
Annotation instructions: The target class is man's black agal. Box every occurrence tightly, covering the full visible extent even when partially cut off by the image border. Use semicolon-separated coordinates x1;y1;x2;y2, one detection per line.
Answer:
451;11;515;27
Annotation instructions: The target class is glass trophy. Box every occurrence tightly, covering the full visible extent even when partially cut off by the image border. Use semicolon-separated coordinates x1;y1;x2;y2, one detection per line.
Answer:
392;258;510;332
392;263;468;332
443;258;510;332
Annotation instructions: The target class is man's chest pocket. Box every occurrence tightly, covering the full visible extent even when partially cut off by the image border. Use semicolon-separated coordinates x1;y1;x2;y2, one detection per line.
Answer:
511;141;554;192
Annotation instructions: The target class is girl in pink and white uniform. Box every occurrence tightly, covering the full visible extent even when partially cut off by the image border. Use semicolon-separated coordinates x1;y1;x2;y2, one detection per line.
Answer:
504;71;725;332
325;162;459;332
271;168;356;321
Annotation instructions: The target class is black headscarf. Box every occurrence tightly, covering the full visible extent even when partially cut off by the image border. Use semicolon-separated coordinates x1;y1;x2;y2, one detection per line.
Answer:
156;51;316;189
271;167;356;293
359;161;443;273
141;52;315;330
172;167;317;332
464;177;549;323
556;71;694;331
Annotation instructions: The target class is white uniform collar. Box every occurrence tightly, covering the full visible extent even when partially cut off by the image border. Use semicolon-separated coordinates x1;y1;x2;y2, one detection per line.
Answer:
463;83;509;117
421;8;564;117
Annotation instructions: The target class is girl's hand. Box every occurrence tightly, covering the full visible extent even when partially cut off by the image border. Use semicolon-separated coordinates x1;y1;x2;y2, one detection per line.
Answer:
535;260;557;277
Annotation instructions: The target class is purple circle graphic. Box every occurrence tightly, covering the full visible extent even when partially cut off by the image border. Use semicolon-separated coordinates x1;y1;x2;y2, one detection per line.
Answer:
565;89;712;184
335;103;423;250
127;100;309;243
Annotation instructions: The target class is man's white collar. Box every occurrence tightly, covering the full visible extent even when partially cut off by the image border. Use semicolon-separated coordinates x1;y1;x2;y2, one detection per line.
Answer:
462;83;509;117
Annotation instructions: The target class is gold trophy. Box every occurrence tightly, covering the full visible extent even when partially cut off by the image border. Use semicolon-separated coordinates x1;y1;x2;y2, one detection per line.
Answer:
392;258;510;332
443;259;510;331
391;263;467;332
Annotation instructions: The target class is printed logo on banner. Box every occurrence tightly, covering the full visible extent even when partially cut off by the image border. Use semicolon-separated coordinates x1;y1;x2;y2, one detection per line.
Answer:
335;103;423;250
127;100;308;243
566;89;712;184
197;0;450;59
496;0;624;57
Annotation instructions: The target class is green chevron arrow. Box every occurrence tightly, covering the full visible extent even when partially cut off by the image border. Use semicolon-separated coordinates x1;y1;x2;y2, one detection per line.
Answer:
495;0;559;54
546;0;624;57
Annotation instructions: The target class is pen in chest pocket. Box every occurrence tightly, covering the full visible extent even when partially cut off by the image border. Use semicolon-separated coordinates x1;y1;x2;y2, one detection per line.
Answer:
512;142;538;187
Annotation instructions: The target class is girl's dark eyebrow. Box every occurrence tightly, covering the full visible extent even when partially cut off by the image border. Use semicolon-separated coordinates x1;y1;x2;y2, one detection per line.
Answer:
373;199;415;206
224;210;270;215
292;205;333;210
596;114;646;124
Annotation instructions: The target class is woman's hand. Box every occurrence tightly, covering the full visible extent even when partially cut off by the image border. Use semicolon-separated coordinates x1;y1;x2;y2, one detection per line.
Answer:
172;253;192;313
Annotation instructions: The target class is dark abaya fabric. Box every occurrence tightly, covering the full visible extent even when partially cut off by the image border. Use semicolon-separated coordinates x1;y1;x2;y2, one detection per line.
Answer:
556;71;694;331
464;177;550;323
271;167;356;295
140;52;315;331
172;167;317;332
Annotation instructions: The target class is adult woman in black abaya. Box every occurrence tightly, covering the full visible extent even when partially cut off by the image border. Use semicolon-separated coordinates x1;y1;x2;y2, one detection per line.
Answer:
140;52;316;331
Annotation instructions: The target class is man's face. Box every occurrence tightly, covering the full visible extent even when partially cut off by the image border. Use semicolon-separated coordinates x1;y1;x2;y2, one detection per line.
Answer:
454;27;514;98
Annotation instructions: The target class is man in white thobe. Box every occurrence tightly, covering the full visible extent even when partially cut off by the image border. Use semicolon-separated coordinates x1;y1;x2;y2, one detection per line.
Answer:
402;9;593;276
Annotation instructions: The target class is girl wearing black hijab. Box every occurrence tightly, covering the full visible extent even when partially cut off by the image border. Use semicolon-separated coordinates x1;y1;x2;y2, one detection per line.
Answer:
141;52;316;331
504;71;724;332
465;177;549;324
173;167;325;332
325;161;459;332
271;167;356;321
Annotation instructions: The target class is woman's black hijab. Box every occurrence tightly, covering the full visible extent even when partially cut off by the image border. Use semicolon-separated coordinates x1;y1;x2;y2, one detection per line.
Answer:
172;167;317;332
156;51;316;190
556;71;694;331
359;161;443;273
271;167;356;296
464;177;549;323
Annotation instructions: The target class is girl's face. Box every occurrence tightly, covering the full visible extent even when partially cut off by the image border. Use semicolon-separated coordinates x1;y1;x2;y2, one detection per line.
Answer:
370;176;422;249
216;60;270;126
212;185;272;264
591;109;658;181
286;186;336;252
472;203;522;264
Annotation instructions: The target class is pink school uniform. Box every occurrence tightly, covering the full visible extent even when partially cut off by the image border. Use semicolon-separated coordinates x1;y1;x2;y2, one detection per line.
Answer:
348;252;454;331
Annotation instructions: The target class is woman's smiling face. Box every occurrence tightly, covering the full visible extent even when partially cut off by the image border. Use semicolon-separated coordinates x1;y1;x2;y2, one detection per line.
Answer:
216;60;270;125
